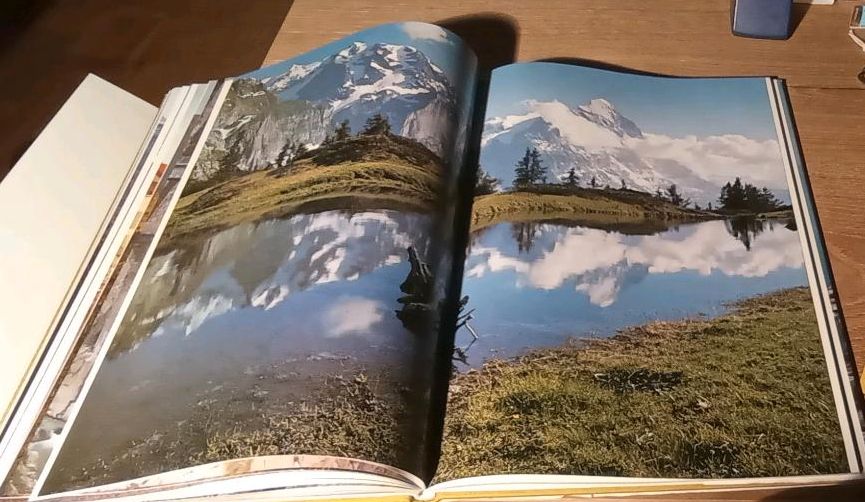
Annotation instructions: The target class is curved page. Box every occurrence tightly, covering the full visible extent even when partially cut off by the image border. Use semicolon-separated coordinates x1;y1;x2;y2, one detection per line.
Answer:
437;62;861;482
36;22;477;495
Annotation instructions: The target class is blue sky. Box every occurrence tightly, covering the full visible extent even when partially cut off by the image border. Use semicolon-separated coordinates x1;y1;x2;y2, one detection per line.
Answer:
485;63;778;141
244;22;469;87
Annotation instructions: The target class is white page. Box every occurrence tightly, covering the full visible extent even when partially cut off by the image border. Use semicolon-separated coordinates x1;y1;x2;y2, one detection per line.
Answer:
0;75;156;432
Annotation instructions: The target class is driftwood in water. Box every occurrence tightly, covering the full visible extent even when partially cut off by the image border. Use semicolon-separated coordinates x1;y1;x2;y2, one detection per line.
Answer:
396;248;481;372
396;246;435;334
399;246;432;298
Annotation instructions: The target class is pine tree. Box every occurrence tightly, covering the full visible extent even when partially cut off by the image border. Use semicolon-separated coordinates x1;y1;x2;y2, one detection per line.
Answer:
475;167;501;195
528;148;546;184
620;178;627;190
513;148;533;187
361;114;391;136
718;177;781;212
707;202;713;211
334;120;351;141
719;177;745;210
566;167;579;186
666;183;691;208
514;147;546;186
590;176;597;188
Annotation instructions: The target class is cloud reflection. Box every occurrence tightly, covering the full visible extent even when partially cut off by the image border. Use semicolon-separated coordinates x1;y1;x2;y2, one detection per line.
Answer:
324;297;385;337
468;220;804;307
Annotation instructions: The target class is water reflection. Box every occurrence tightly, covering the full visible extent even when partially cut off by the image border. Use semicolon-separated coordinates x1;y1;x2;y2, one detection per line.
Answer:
113;211;432;357
54;210;436;479
458;219;808;368
510;222;541;253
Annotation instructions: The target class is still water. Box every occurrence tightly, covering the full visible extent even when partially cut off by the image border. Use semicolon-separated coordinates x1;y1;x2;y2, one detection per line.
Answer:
455;218;808;368
51;210;435;479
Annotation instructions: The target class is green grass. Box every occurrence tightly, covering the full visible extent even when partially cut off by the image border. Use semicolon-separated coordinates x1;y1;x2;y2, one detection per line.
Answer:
162;158;441;245
470;189;712;233
161;133;445;246
46;372;404;492
436;287;847;481
198;373;401;466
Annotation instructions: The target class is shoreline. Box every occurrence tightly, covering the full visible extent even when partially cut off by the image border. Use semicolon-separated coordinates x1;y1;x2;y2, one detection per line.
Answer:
470;190;719;233
436;286;846;481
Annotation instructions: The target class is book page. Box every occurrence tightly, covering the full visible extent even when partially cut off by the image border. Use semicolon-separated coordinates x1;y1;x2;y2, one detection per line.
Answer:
0;75;156;436
435;63;859;483
34;22;477;496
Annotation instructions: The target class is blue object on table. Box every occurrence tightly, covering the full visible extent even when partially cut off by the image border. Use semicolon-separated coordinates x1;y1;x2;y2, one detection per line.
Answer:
731;0;793;40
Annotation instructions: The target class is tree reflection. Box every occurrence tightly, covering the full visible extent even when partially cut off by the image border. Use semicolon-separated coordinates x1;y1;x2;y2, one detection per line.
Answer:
724;216;766;251
510;222;541;253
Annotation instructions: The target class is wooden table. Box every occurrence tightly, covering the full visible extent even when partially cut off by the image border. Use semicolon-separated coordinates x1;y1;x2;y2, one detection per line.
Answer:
264;0;865;500
0;0;862;499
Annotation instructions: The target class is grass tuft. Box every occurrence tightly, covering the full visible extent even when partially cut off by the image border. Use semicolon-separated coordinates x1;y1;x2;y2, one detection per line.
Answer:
436;287;847;481
197;373;401;466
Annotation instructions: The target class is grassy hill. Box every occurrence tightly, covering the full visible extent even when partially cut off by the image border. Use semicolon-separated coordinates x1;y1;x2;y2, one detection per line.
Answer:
471;185;716;233
162;134;444;245
437;287;846;480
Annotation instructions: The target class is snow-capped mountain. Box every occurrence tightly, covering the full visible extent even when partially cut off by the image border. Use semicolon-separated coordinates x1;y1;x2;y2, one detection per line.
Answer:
199;42;457;178
480;99;780;205
267;41;457;155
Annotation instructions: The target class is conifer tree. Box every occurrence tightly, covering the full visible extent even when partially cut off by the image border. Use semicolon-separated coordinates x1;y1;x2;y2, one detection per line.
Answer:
528;148;546;184
514;147;546;186
361;114;391;136
334;120;351;141
514;148;533;187
475;167;501;195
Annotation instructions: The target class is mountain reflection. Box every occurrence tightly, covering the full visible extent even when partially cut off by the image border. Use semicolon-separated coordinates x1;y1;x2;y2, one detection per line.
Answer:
468;219;804;308
109;210;431;358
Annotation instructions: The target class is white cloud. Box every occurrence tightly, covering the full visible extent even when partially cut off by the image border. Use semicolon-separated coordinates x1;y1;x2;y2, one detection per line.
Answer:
575;275;620;308
468;221;804;307
625;133;786;189
400;22;452;43
323;297;384;337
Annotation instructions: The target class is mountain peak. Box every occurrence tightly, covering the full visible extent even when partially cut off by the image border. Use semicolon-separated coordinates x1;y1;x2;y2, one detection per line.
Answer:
580;98;617;120
336;41;368;59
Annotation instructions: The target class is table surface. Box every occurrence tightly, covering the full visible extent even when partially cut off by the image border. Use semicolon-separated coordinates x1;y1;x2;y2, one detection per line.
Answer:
263;0;865;500
0;0;863;500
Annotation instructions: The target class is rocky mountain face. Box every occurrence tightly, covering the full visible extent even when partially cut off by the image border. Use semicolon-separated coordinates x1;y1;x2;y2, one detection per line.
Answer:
195;42;457;181
480;99;722;204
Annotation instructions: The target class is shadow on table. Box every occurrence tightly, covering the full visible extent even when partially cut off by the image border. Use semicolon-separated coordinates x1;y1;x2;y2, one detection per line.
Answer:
0;0;296;179
437;11;518;75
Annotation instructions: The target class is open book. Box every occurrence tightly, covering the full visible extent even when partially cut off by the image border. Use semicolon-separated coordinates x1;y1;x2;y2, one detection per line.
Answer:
1;21;863;501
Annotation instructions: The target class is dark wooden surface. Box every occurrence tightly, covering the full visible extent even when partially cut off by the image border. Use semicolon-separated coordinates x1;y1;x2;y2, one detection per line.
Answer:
1;1;864;500
0;0;295;179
